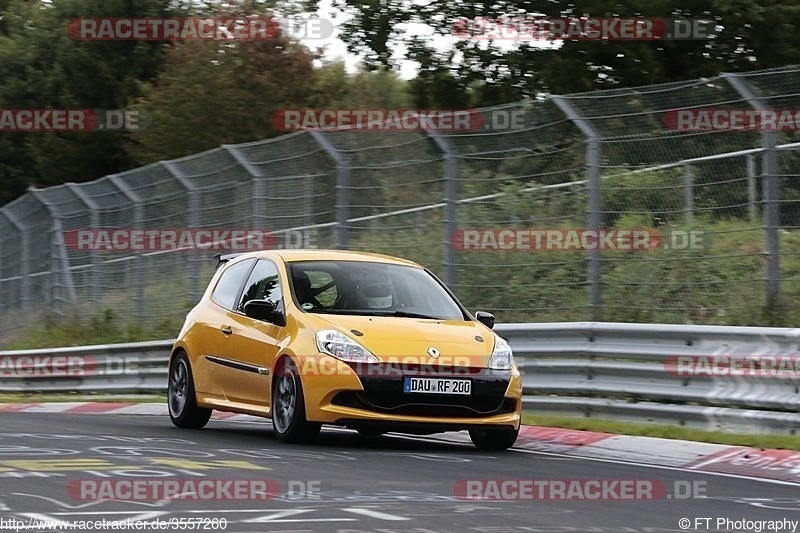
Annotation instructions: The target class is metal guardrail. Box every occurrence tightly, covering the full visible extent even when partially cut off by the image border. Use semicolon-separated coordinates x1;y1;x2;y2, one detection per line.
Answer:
0;339;172;393
497;322;800;435
1;322;798;434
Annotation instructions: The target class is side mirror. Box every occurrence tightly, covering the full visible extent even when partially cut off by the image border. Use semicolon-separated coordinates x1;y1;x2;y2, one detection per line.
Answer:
475;311;495;329
243;300;286;326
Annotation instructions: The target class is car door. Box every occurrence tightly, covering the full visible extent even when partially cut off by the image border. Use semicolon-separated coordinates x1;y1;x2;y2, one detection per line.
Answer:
192;258;256;400
217;258;285;408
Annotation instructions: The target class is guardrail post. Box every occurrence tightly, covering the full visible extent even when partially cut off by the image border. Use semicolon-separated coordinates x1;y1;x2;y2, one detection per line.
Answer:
162;161;202;302
723;73;780;310
427;130;458;288
551;96;604;320
309;131;350;248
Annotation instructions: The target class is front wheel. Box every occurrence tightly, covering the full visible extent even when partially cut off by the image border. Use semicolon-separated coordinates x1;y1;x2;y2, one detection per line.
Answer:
272;360;321;443
168;352;211;429
469;427;519;450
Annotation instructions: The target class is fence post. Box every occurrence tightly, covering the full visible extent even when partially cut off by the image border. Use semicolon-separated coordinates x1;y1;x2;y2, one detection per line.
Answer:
66;184;102;303
162;161;202;303
552;96;604;320
108;175;145;325
683;164;694;225
0;208;29;312
746;153;758;223
222;145;266;233
427;130;458;288
309;131;350;248
50;217;76;313
723;73;780;309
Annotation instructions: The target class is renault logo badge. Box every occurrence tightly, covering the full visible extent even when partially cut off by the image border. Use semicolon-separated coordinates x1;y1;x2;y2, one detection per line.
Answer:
427;346;440;358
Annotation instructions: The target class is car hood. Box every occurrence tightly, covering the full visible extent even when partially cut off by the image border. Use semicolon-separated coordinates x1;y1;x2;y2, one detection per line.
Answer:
309;313;495;362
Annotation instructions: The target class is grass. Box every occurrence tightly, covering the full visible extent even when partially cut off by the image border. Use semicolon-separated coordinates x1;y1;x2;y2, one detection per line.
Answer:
3;309;179;350
522;412;800;451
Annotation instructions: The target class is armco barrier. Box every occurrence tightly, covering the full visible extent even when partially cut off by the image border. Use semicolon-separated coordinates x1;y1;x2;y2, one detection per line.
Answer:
1;322;798;434
0;339;172;393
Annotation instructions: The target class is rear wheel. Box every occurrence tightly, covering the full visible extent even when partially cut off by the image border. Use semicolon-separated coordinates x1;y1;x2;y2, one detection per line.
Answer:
272;359;321;443
469;427;519;450
168;352;211;429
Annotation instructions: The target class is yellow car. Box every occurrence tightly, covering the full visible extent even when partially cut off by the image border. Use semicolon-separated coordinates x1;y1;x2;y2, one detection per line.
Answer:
168;250;522;450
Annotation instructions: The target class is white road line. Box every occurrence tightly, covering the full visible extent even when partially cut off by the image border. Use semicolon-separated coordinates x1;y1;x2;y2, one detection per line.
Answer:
342;508;411;521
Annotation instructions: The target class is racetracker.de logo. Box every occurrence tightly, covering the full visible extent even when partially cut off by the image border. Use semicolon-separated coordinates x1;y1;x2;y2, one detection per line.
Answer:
67;18;284;40
270;109;485;131
452;229;656;251
68;479;280;500
452;17;713;41
63;229;277;252
453;479;670;500
0;109;144;132
0;355;99;377
451;229;706;251
664;108;800;131
664;355;800;377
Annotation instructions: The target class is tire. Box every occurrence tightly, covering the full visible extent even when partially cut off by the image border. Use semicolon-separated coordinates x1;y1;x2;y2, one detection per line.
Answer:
272;359;321;443
469;427;519;451
168;352;212;429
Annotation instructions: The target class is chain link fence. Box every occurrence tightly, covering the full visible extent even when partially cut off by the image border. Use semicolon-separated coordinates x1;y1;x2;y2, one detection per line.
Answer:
2;65;800;345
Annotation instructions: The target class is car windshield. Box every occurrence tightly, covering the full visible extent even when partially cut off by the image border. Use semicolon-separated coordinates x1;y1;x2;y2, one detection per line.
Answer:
288;260;466;320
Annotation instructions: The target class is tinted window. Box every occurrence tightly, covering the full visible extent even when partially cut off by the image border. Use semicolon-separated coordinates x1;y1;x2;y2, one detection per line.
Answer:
239;260;283;311
211;259;255;311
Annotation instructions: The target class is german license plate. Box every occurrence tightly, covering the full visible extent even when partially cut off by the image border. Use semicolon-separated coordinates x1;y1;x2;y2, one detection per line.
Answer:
403;377;471;395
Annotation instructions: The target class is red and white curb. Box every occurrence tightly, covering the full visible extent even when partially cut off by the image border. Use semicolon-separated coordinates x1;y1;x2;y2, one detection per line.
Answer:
1;402;797;484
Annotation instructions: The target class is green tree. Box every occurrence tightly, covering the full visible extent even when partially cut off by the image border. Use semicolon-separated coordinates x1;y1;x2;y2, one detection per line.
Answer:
129;37;319;163
330;0;800;104
0;0;171;205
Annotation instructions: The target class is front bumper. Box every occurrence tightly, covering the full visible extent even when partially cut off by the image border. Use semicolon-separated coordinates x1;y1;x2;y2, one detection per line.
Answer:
297;356;522;429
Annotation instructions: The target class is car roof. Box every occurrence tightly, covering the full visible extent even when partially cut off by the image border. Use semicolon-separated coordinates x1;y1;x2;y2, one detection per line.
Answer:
231;249;424;268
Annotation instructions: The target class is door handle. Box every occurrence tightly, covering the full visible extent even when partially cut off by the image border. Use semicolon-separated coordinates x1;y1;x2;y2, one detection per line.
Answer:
221;326;233;335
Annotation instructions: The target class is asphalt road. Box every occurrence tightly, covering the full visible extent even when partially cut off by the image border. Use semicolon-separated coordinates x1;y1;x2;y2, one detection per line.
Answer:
0;413;798;533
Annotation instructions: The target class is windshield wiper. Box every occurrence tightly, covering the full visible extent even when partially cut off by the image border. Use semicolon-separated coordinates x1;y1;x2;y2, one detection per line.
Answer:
310;309;443;319
366;310;442;319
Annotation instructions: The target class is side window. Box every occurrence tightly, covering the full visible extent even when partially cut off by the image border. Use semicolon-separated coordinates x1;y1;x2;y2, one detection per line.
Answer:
211;259;255;311
239;260;283;311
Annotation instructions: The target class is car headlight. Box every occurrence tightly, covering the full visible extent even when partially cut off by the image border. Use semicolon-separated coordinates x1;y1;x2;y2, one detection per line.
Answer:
316;330;379;363
488;336;513;370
